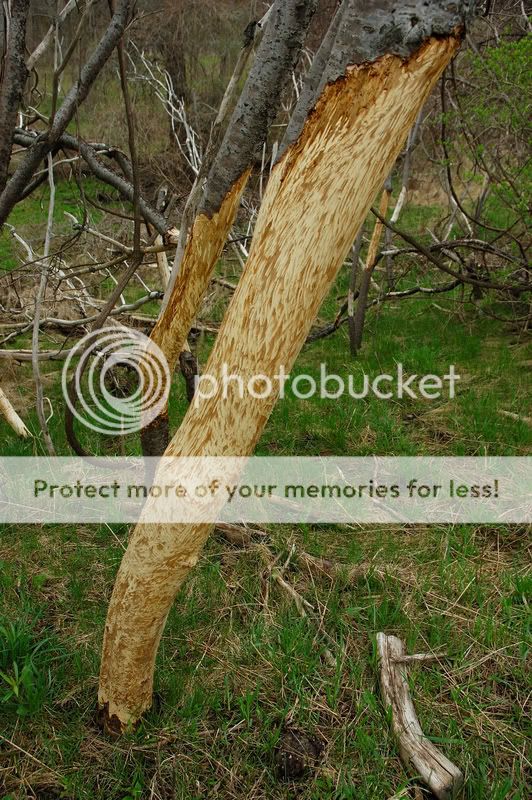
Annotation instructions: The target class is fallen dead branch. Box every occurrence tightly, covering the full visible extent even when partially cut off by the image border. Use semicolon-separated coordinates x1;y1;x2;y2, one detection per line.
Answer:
0;386;31;438
214;522;268;547
0;347;75;362
258;542;315;619
498;410;532;426
377;633;464;800
299;550;386;584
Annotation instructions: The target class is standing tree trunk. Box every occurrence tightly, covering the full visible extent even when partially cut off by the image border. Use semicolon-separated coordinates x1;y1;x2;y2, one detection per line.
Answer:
141;0;318;456
351;181;392;354
99;0;473;731
348;228;364;355
384;108;424;288
0;0;30;196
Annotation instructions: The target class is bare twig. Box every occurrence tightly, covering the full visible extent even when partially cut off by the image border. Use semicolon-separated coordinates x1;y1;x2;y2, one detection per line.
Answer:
31;153;56;455
371;207;531;293
347;228;364;355
27;0;94;71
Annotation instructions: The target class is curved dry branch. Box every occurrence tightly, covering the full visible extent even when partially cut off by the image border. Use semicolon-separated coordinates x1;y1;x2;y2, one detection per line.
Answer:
377;633;464;800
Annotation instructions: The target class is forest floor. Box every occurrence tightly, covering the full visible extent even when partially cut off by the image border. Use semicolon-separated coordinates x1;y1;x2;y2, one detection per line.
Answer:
0;188;530;799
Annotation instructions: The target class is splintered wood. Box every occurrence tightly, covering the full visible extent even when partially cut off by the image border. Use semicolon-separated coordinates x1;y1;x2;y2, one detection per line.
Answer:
377;633;464;799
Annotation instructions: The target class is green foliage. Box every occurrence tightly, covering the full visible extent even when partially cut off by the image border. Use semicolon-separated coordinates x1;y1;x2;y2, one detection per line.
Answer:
454;33;531;228
468;34;531;136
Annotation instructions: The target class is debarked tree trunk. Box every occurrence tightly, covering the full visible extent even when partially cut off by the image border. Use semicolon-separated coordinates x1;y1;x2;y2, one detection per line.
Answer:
99;20;465;730
141;0;318;456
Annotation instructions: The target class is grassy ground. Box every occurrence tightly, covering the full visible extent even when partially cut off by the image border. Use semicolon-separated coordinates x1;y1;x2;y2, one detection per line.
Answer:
1;247;530;798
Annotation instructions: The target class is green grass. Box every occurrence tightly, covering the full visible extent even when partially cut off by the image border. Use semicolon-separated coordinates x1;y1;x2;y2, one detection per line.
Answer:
1;18;529;792
0;521;529;798
0;198;530;798
0;177;104;273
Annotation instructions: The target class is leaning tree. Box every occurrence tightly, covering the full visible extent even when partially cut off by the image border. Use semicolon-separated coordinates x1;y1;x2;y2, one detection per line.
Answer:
96;0;478;731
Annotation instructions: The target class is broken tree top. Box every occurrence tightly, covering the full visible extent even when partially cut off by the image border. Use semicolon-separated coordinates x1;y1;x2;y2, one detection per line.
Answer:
280;0;477;156
328;1;478;68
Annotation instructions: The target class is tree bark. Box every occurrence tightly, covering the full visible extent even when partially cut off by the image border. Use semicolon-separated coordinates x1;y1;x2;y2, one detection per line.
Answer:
141;0;318;456
279;0;350;156
0;0;30;196
348;228;364;355
99;8;467;729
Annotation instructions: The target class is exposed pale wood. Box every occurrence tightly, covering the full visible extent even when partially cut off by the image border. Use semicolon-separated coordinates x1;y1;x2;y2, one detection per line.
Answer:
498;410;532;426
279;0;475;155
0;387;31;438
377;633;464;800
150;171;249;370
142;0;317;456
142;174;249;454
98;33;462;731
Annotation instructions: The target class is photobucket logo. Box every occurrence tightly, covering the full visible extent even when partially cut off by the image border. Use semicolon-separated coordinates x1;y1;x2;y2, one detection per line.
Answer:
194;363;460;407
62;327;170;435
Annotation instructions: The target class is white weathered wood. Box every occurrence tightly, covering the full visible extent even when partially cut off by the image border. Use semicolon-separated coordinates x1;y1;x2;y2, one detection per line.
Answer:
377;633;464;800
0;387;31;438
498;410;532;426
